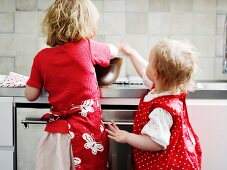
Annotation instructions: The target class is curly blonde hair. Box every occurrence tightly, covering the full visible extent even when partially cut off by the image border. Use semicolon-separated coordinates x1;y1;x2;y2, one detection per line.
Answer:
42;0;99;47
152;39;199;93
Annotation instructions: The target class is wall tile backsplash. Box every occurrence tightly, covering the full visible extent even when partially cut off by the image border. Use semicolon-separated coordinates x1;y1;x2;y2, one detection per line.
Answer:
0;0;227;81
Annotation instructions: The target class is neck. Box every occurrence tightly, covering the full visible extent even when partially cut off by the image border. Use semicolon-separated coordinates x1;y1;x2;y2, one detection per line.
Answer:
153;82;172;93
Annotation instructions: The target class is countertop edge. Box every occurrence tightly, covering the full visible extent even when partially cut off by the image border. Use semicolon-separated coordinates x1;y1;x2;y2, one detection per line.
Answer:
1;87;227;100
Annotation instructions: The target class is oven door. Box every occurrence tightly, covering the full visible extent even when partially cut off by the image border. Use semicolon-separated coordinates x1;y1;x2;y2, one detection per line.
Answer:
102;105;137;170
15;105;49;170
15;104;137;170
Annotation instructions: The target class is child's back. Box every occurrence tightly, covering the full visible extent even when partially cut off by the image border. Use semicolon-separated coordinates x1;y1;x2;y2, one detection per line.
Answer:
31;39;111;110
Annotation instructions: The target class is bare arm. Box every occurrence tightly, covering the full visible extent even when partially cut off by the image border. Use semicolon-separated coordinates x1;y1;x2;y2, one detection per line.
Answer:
24;85;41;101
118;42;148;77
108;44;119;58
106;120;163;152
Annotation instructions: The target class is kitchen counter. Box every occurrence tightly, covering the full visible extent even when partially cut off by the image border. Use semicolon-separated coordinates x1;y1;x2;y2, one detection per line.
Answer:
1;82;227;100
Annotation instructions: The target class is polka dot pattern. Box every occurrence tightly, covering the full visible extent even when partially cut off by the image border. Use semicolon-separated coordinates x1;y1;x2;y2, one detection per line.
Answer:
133;93;202;170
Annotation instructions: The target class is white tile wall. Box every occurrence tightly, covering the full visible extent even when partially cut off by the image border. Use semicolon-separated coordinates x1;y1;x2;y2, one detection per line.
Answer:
15;55;33;76
171;0;193;12
193;36;216;58
148;13;171;35
217;14;226;35
36;11;45;37
16;0;36;11
149;0;170;12
0;0;226;80
125;35;149;59
0;13;14;33
217;0;227;12
15;35;37;56
0;57;15;74
38;0;54;11
104;1;125;12
193;13;216;35
194;0;216;12
15;12;37;33
126;0;149;12
170;12;193;34
103;13;125;34
0;0;15;12
196;58;215;80
126;13;148;34
0;34;15;56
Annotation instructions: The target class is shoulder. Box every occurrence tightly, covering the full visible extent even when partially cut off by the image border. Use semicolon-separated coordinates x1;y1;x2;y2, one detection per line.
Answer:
89;39;109;48
150;107;173;125
35;48;50;57
152;94;185;115
34;47;59;61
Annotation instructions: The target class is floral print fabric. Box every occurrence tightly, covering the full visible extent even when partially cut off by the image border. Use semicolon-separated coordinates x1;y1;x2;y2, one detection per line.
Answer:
41;99;109;170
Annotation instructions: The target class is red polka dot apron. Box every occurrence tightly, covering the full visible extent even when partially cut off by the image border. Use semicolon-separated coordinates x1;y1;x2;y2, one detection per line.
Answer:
41;99;109;170
133;93;202;170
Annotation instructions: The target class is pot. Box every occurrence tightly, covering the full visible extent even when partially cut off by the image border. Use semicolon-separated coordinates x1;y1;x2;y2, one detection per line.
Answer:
95;57;123;86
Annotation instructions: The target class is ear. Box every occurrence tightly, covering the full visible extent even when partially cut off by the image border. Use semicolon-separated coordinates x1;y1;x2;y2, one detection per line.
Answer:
154;69;159;80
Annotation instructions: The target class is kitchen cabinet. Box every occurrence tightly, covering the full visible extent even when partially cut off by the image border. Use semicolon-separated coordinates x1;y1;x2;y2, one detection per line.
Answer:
0;97;14;170
0;97;13;146
0;148;14;170
187;99;227;170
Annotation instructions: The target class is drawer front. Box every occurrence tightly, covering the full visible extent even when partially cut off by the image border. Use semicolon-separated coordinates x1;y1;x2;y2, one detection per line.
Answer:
0;149;14;170
0;97;13;146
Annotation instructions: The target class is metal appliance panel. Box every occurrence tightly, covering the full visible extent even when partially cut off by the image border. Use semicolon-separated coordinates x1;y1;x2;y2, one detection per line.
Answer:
16;107;48;170
15;103;137;170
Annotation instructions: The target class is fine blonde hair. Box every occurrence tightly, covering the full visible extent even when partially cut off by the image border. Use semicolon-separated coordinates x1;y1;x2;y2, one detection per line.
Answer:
42;0;99;47
152;39;199;93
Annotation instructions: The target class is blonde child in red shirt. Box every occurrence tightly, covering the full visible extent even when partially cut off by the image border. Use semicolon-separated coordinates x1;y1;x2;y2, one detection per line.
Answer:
107;39;202;170
25;0;118;169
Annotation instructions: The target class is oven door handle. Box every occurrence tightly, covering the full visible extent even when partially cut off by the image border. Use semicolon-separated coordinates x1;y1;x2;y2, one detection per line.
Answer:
21;119;134;128
103;121;133;126
21;118;46;128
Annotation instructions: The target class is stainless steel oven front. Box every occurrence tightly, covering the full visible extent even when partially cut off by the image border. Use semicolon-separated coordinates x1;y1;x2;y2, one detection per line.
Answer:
15;103;137;170
15;103;49;170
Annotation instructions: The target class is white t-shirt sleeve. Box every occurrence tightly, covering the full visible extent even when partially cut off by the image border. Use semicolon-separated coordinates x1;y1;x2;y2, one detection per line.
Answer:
142;71;153;90
141;108;173;149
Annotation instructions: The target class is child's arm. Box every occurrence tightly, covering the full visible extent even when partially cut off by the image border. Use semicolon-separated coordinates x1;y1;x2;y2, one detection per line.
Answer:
25;85;41;101
118;42;148;77
108;44;119;58
106;120;163;152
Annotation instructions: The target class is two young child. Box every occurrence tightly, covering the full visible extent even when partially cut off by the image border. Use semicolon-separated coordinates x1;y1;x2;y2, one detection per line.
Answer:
25;0;202;169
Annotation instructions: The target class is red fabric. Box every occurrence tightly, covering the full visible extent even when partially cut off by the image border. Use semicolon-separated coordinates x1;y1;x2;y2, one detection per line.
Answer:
40;99;108;169
133;93;202;170
68;100;108;170
27;38;111;111
27;39;111;169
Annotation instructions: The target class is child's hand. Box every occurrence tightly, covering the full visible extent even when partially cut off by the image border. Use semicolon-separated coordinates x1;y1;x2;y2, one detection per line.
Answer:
106;120;129;144
118;42;135;57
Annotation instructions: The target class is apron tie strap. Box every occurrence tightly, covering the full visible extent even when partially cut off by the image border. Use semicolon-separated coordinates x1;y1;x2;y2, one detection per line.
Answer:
41;105;82;122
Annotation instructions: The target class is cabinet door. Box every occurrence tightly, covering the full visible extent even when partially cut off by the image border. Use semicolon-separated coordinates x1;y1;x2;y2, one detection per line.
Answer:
0;97;13;146
187;100;227;170
0;149;14;170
